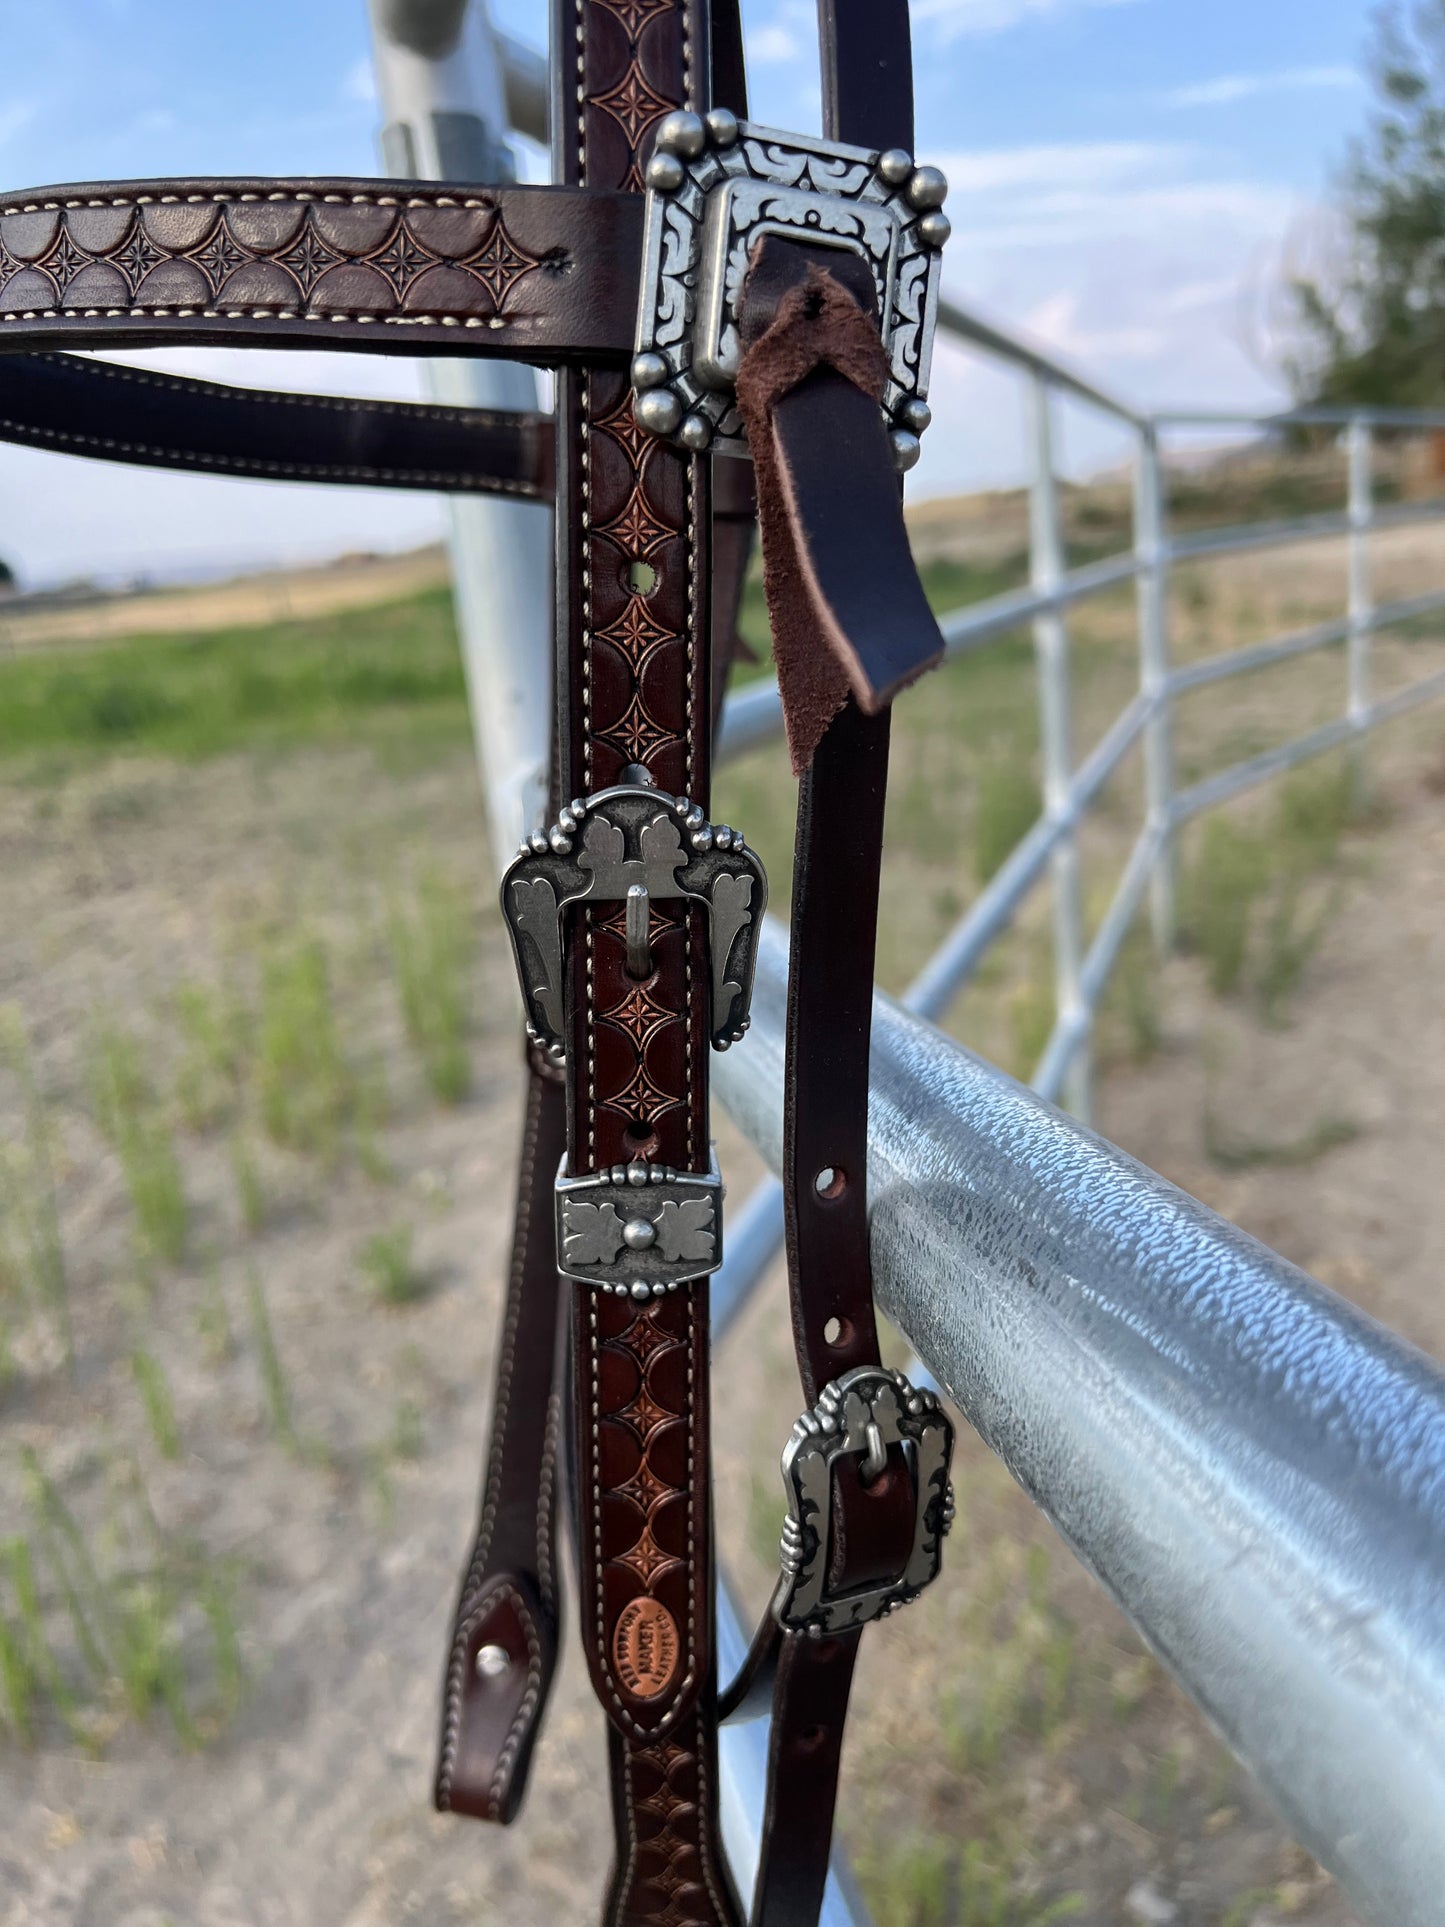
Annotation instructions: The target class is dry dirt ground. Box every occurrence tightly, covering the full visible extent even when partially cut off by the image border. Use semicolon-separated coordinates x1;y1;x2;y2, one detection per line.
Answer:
1;713;1442;1920
0;548;449;655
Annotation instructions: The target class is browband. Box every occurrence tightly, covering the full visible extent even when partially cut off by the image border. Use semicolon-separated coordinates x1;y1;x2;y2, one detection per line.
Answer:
0;180;641;360
0;4;957;1921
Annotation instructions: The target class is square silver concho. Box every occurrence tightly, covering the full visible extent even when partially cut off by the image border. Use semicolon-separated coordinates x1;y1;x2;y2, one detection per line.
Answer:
632;112;950;462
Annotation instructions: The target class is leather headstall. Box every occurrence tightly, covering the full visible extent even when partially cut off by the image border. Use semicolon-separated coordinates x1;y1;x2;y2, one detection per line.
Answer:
0;3;956;1922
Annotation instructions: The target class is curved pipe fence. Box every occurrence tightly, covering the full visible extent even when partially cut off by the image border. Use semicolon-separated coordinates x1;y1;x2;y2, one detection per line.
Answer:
705;299;1445;1923
714;923;1445;1927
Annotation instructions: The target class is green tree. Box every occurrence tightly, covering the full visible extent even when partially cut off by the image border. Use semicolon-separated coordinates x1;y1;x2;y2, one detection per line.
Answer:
1292;3;1445;406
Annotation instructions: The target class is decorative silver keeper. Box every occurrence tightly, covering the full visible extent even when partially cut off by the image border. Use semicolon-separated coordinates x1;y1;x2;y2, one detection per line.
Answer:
555;1149;723;1297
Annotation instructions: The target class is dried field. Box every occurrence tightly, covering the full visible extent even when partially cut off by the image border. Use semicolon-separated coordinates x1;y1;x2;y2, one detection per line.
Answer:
1;483;1442;1927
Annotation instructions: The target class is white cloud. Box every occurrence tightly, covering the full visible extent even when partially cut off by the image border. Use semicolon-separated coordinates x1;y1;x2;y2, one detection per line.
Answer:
943;141;1179;194
907;138;1305;496
1166;65;1358;110
912;0;1142;41
750;22;802;63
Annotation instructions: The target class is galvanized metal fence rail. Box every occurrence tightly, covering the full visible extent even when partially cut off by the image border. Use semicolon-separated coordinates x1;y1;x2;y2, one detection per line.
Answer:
378;12;1445;1922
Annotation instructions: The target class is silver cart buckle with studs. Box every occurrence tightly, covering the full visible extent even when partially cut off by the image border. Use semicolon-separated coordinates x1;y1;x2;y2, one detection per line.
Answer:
775;1365;955;1636
632;109;948;466
499;784;766;1065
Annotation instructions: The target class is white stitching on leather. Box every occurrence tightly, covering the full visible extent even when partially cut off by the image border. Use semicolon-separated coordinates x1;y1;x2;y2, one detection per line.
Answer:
0;186;510;216
0;415;537;494
43;353;529;428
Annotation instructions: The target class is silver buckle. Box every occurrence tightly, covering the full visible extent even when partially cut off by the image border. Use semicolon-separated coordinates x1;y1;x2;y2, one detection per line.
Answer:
554;1147;723;1297
632;111;949;465
775;1366;955;1636
500;784;766;1064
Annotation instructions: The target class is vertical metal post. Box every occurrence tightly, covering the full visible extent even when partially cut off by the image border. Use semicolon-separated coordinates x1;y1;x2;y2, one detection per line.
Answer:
1347;416;1374;797
1027;375;1090;1120
1134;421;1176;953
366;0;553;877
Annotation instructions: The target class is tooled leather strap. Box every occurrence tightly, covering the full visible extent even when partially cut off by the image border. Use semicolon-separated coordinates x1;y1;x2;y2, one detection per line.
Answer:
0;352;554;498
0;180;641;360
434;1045;567;1824
555;1;741;1923
727;7;944;1924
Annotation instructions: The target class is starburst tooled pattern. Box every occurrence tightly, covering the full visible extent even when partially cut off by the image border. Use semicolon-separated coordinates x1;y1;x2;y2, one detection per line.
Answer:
596;691;676;766
616;1454;670;1513
596;594;674;665
367;222;434;295
592;62;672;149
616;1522;680;1587
594;0;675;33
621;1378;678;1445
188;223;248;293
622;1311;676;1367
463;216;540;308
593;388;656;469
598;484;672;559
600;977;673;1051
40;231;88;296
114;220;166;289
279;224;342;295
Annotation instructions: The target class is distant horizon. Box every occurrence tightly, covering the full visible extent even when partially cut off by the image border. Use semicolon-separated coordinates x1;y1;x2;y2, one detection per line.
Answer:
1;0;1377;585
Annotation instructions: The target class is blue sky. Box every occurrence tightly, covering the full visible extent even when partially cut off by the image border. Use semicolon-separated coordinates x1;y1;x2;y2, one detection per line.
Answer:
1;0;1382;585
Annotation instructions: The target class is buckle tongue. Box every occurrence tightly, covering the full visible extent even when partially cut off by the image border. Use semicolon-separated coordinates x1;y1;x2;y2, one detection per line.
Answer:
776;1366;955;1636
633;114;949;460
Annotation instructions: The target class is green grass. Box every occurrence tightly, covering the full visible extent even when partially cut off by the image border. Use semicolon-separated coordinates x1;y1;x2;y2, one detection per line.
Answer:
974;763;1042;886
88;1021;188;1265
4;1446;241;1748
256;937;356;1164
173;979;249;1131
1204;1109;1360;1172
131;1348;182;1461
359;1224;429;1306
0;588;467;768
387;868;473;1103
244;1268;298;1454
1181;753;1363;1024
859;1834;1084;1927
0;1007;72;1366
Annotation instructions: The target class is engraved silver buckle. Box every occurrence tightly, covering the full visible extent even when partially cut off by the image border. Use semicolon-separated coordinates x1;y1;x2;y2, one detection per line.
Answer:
500;784;766;1064
775;1366;955;1637
555;1147;723;1296
631;110;949;464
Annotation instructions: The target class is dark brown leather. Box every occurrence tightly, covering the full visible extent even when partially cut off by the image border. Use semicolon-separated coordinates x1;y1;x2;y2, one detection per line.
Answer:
735;237;944;774
0;6;947;1922
735;8;940;1924
0;351;554;497
553;3;741;1923
435;1049;567;1824
0;180;641;362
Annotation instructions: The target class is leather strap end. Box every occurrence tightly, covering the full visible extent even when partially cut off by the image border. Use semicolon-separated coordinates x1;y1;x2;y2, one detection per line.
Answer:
734;245;946;773
435;1573;557;1825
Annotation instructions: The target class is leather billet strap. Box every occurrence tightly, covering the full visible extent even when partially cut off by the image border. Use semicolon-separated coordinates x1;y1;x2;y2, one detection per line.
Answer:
0;352;554;498
0;180;641;360
554;1;740;1921
434;1046;567;1825
723;8;950;1926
